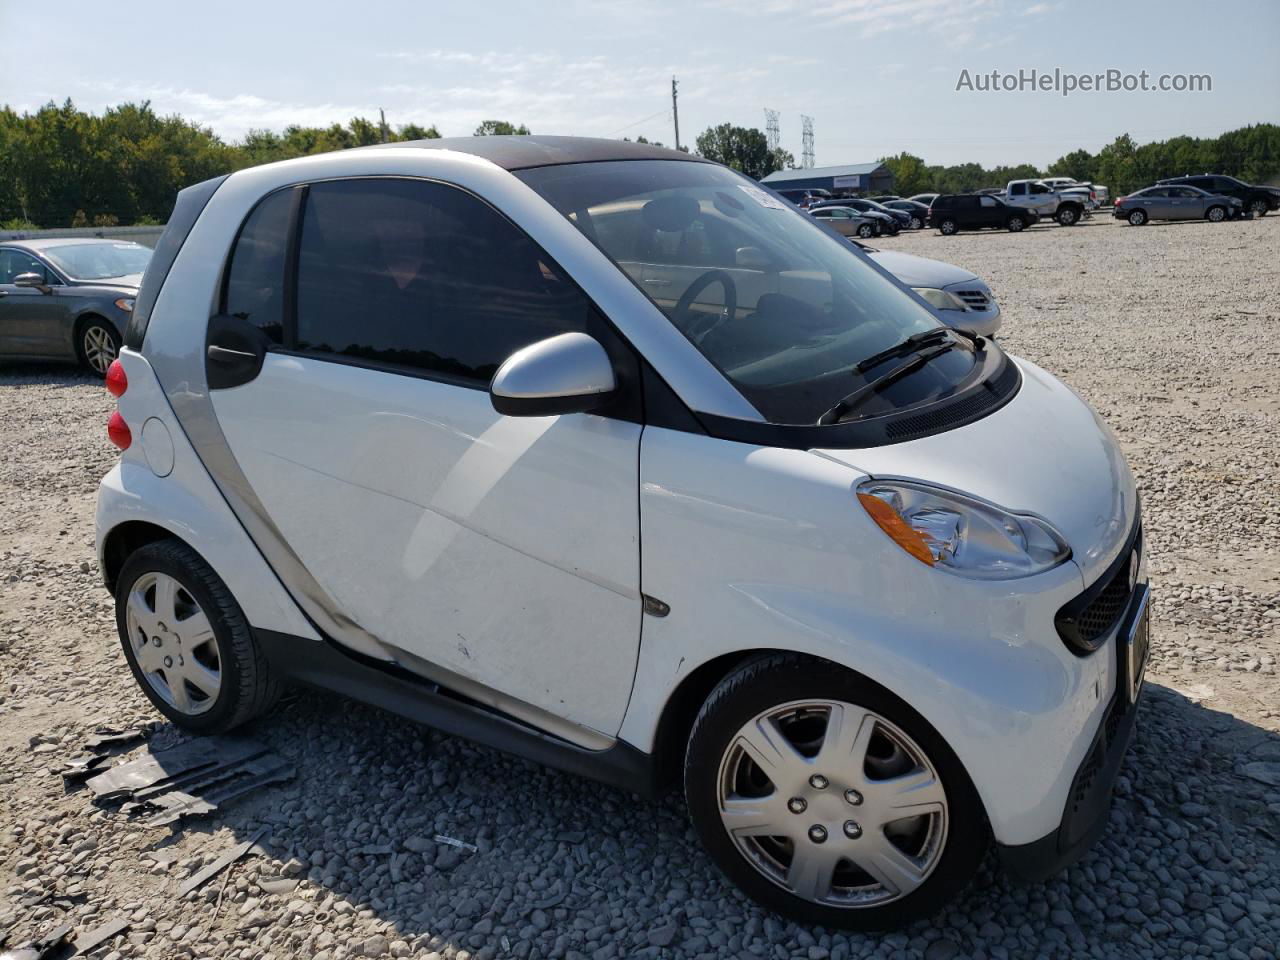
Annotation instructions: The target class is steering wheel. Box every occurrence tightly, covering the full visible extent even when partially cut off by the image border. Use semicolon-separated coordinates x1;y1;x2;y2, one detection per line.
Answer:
673;269;738;344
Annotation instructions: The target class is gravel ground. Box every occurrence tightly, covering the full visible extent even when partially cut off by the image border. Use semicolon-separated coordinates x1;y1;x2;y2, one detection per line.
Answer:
1;214;1278;960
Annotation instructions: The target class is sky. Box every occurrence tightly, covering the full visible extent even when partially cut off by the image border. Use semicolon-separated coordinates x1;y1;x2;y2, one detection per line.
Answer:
2;0;1277;169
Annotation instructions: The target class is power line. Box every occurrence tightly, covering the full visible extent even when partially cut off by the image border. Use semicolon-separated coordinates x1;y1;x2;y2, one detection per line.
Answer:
607;108;671;137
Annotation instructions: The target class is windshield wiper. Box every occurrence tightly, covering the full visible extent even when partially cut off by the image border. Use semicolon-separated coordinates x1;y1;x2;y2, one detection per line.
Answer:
855;327;954;374
817;342;957;426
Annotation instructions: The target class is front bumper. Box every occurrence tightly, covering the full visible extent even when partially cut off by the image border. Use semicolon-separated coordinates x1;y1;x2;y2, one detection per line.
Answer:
997;581;1149;881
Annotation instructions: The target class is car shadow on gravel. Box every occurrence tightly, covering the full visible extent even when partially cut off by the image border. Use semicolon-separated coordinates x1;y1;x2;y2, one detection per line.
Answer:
178;677;1279;960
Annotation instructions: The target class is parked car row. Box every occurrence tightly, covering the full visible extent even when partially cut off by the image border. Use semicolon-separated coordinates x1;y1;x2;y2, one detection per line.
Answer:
781;171;1276;236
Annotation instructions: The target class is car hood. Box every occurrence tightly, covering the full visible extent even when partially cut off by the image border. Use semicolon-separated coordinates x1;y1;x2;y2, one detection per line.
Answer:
71;273;143;290
814;356;1137;586
866;249;976;289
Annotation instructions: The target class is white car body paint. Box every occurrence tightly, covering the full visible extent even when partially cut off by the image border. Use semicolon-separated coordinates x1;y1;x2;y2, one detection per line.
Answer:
96;349;319;641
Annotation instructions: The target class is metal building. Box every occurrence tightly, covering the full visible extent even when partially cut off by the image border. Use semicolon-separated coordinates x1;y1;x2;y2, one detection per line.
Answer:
761;162;894;196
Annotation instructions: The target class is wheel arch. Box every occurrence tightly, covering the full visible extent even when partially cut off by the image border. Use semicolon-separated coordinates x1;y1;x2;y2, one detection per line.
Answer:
101;519;186;593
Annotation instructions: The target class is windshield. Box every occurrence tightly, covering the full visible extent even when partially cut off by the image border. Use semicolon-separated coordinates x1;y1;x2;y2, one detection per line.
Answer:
43;242;152;281
517;160;968;424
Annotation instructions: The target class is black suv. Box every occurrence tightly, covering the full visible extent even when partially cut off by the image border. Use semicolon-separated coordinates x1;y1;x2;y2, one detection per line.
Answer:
930;194;1033;235
1157;175;1278;218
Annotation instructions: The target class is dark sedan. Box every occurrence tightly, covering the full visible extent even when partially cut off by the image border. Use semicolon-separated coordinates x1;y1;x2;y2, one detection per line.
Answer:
0;238;150;375
879;199;930;229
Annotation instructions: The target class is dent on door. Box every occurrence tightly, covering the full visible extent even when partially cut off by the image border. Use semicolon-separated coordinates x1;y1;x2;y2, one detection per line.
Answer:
208;354;644;743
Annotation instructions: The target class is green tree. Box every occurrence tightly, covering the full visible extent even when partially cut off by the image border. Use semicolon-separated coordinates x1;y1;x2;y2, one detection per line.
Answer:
1046;149;1097;183
397;123;440;141
474;120;530;136
878;152;930;197
694;123;784;180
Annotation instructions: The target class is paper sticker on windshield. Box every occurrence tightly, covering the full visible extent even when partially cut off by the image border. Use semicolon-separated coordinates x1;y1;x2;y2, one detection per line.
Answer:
738;184;788;210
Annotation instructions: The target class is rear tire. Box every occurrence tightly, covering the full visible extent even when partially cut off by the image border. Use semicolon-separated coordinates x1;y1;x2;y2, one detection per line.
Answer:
938;219;958;236
1128;209;1147;226
908;216;923;230
115;540;282;733
75;318;121;377
1056;206;1079;226
1206;205;1226;223
684;653;987;931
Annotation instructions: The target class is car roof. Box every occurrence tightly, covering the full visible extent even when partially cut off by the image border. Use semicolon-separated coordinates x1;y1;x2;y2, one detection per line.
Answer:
368;135;711;171
0;237;147;251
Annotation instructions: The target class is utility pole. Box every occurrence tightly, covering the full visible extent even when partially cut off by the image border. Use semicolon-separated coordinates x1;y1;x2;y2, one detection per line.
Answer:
671;76;680;152
801;115;815;168
379;108;388;143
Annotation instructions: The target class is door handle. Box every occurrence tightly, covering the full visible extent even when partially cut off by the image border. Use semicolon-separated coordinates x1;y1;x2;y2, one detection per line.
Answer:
206;314;271;389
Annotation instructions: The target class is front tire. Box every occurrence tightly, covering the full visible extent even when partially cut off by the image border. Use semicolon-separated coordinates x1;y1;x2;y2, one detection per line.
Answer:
76;318;121;377
1056;206;1079;226
1206;205;1226;223
1006;216;1026;232
938;219;958;236
858;224;875;239
1248;199;1268;218
115;540;281;733
684;654;987;931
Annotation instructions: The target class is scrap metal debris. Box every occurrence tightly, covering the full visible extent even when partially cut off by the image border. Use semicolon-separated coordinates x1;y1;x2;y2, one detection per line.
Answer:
70;918;130;956
83;736;294;827
177;826;270;897
55;726;153;785
434;834;479;853
0;923;71;960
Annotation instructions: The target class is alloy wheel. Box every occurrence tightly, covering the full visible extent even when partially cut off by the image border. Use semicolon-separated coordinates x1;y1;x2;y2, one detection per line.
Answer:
1249;200;1267;217
1208;207;1225;222
716;699;948;908
83;325;118;374
125;572;222;715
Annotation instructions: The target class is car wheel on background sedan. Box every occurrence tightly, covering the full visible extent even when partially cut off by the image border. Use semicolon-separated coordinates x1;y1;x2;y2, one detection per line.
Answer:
908;216;923;230
684;653;987;930
76;319;122;377
1206;205;1226;223
938;219;958;235
1248;200;1268;218
858;224;875;239
1128;209;1148;226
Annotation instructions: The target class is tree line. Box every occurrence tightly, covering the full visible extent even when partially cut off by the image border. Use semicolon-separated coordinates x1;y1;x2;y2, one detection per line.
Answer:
1;99;1276;228
0;100;533;229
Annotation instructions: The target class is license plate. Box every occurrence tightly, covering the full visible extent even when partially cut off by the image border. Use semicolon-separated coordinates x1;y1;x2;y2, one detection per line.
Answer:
1126;588;1151;703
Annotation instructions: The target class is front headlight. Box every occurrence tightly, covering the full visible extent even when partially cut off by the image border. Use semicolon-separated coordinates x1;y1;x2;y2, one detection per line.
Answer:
114;297;135;313
857;480;1071;579
912;287;967;312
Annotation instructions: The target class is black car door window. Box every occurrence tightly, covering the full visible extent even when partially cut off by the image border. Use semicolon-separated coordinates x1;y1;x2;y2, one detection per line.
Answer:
292;177;594;387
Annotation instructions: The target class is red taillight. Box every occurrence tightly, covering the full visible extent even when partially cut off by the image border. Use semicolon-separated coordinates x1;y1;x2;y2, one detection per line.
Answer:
1115;197;1126;206
107;410;131;450
105;359;127;397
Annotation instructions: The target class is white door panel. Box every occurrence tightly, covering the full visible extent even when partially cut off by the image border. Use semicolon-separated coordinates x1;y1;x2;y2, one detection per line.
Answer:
211;353;642;735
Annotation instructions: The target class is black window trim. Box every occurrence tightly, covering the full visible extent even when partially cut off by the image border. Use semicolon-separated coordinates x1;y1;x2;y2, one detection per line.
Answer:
215;173;650;421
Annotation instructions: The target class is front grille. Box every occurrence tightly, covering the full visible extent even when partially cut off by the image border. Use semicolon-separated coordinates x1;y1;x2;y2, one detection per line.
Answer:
953;289;990;310
1056;528;1142;653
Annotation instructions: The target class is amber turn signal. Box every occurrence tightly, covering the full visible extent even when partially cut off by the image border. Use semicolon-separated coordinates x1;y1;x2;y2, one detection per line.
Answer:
857;493;936;566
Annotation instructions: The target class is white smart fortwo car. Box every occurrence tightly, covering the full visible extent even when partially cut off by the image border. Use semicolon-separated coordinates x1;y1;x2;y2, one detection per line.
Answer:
96;137;1148;930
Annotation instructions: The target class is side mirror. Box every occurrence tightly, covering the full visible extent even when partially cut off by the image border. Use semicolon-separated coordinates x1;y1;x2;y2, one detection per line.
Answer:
490;332;616;417
735;246;771;271
14;272;50;292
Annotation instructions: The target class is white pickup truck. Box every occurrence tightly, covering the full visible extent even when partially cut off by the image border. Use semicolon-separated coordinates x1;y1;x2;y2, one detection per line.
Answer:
1004;180;1087;226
